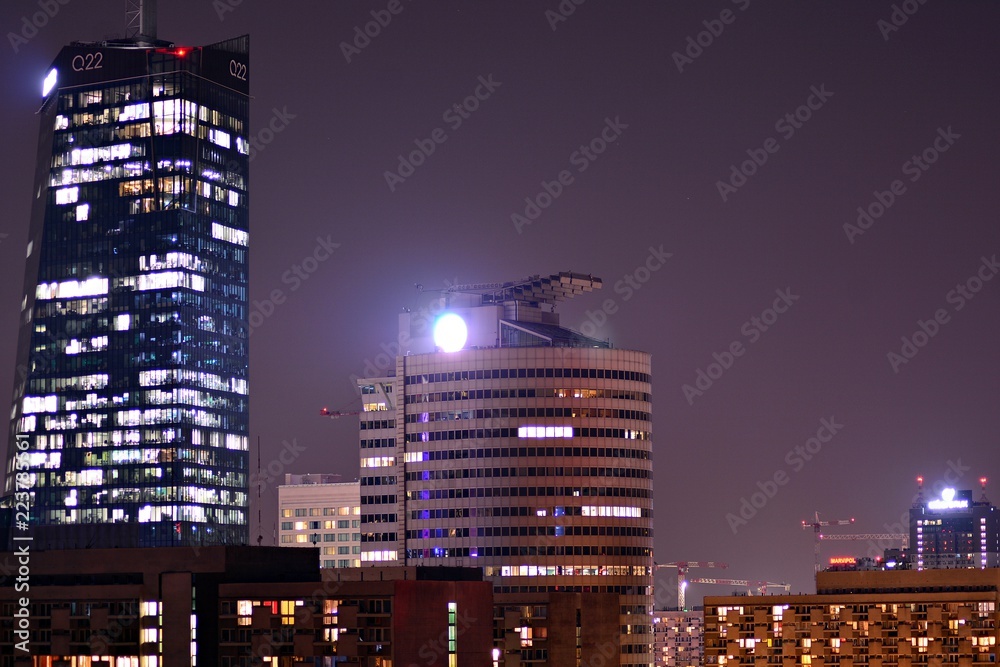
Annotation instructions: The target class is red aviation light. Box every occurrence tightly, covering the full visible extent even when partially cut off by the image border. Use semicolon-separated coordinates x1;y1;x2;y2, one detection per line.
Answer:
155;47;191;57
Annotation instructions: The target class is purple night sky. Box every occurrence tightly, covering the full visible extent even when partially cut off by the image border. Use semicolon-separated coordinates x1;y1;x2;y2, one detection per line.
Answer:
1;1;997;604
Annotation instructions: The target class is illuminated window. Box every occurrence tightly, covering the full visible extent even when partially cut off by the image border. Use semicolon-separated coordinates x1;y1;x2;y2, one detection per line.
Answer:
35;277;108;300
448;602;458;667
212;221;248;246
580;505;641;518
518;425;573;438
209;128;231;149
361;456;396;468
121;103;150;121
55;186;79;204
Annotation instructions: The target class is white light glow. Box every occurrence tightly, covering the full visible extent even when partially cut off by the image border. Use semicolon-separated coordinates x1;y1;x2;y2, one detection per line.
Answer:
42;68;58;97
212;221;248;246
35;277;107;300
518;425;573;438
55;187;79;205
433;314;468;353
928;488;969;510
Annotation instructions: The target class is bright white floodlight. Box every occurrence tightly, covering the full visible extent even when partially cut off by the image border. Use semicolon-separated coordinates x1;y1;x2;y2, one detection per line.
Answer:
433;313;467;353
42;68;58;97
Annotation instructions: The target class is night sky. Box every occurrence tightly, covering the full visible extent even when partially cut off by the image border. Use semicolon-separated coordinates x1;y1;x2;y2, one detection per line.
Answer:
1;1;997;605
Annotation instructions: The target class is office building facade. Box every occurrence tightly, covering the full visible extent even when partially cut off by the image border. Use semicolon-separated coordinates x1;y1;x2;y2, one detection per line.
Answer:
3;21;252;549
357;273;655;666
277;475;361;568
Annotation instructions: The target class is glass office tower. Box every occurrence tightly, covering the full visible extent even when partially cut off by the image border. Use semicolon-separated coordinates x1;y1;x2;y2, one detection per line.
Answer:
4;33;251;549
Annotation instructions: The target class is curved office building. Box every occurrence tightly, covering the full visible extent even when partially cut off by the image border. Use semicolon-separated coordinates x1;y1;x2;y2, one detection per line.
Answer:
358;273;654;666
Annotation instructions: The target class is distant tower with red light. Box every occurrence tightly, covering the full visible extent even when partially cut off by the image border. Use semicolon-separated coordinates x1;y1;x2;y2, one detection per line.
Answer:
910;476;999;570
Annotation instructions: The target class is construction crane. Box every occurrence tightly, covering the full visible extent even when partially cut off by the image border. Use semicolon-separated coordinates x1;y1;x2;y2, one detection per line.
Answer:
801;512;855;573
654;561;728;610
820;533;909;549
688;578;792;596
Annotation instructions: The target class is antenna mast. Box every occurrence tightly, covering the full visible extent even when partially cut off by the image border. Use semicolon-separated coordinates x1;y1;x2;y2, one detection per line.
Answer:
125;0;157;42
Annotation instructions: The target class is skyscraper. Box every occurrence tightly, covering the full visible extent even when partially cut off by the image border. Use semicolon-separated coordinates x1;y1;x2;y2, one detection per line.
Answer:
357;273;654;666
3;7;251;550
910;479;998;570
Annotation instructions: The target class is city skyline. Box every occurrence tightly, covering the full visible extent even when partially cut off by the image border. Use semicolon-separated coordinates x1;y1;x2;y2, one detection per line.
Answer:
1;1;998;601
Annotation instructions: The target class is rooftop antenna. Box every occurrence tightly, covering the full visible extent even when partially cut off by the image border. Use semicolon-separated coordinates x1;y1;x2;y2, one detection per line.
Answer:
125;0;157;42
914;475;925;507
980;477;989;503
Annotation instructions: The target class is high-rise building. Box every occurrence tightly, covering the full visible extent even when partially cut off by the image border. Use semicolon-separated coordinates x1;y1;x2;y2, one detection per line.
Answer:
910;479;999;570
652;609;703;667
357;273;654;666
277;474;362;568
3;6;251;550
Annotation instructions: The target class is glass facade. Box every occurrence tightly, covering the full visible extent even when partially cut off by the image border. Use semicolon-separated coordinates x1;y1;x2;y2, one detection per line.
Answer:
4;36;251;549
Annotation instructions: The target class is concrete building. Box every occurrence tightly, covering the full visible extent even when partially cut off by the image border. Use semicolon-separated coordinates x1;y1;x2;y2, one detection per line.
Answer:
277;475;361;568
703;568;1000;666
3;4;251;550
496;592;623;667
910;479;998;570
0;546;495;666
652;610;702;667
356;272;655;666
